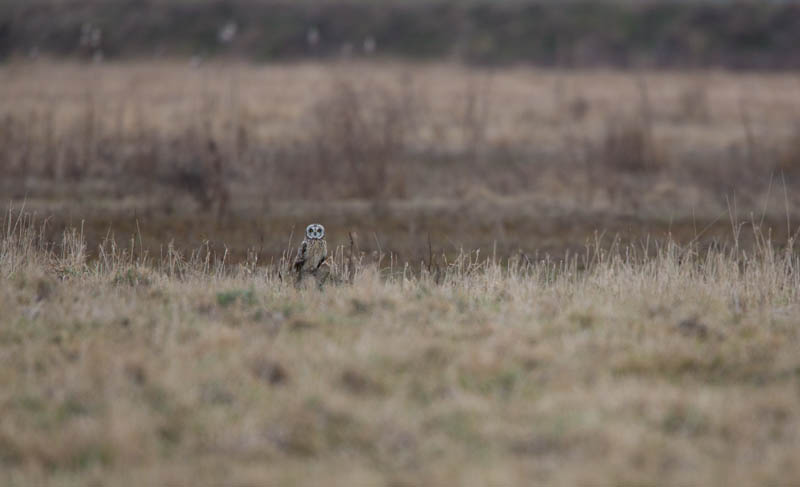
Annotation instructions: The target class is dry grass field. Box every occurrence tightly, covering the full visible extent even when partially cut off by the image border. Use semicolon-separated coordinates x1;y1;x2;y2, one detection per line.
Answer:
2;60;800;485
1;211;799;486
2;61;800;262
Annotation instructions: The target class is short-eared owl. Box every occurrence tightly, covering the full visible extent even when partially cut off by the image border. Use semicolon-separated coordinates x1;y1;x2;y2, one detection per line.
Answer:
293;223;328;287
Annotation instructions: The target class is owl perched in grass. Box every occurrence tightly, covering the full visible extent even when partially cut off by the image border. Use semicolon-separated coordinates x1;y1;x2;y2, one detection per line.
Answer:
293;223;329;288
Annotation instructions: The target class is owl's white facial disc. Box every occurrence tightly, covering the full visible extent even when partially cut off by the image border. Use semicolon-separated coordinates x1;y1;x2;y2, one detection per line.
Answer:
306;223;325;240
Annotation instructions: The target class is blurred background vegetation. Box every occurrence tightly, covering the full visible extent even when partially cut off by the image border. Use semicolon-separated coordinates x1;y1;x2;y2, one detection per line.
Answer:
3;1;800;263
4;0;800;68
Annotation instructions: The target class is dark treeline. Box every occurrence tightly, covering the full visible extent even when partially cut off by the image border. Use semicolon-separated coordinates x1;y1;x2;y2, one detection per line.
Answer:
3;1;800;69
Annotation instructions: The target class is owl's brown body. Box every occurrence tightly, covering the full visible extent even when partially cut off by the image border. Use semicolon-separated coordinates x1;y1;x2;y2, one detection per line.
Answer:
293;237;328;287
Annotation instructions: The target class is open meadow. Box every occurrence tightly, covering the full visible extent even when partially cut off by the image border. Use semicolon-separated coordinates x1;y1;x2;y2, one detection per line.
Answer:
2;62;800;261
2;59;800;486
1;211;800;486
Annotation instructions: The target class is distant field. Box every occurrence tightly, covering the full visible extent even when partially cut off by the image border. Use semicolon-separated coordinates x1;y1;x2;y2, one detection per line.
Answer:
1;213;799;486
1;62;800;262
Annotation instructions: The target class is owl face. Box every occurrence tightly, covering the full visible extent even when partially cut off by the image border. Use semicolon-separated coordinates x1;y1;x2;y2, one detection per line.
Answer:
305;223;325;240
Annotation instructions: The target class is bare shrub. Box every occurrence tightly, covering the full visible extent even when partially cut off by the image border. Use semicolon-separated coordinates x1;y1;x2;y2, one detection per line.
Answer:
776;124;800;184
586;76;666;208
303;78;416;199
598;120;663;175
676;83;710;123
459;73;492;160
163;137;229;215
129;102;159;180
62;90;99;182
41;107;57;180
568;95;590;121
0;116;21;178
683;96;773;197
585;117;666;209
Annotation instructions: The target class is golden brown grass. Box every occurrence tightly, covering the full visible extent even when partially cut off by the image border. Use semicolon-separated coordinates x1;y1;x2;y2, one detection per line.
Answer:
2;211;799;486
2;61;800;264
2;61;800;484
2;61;800;206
